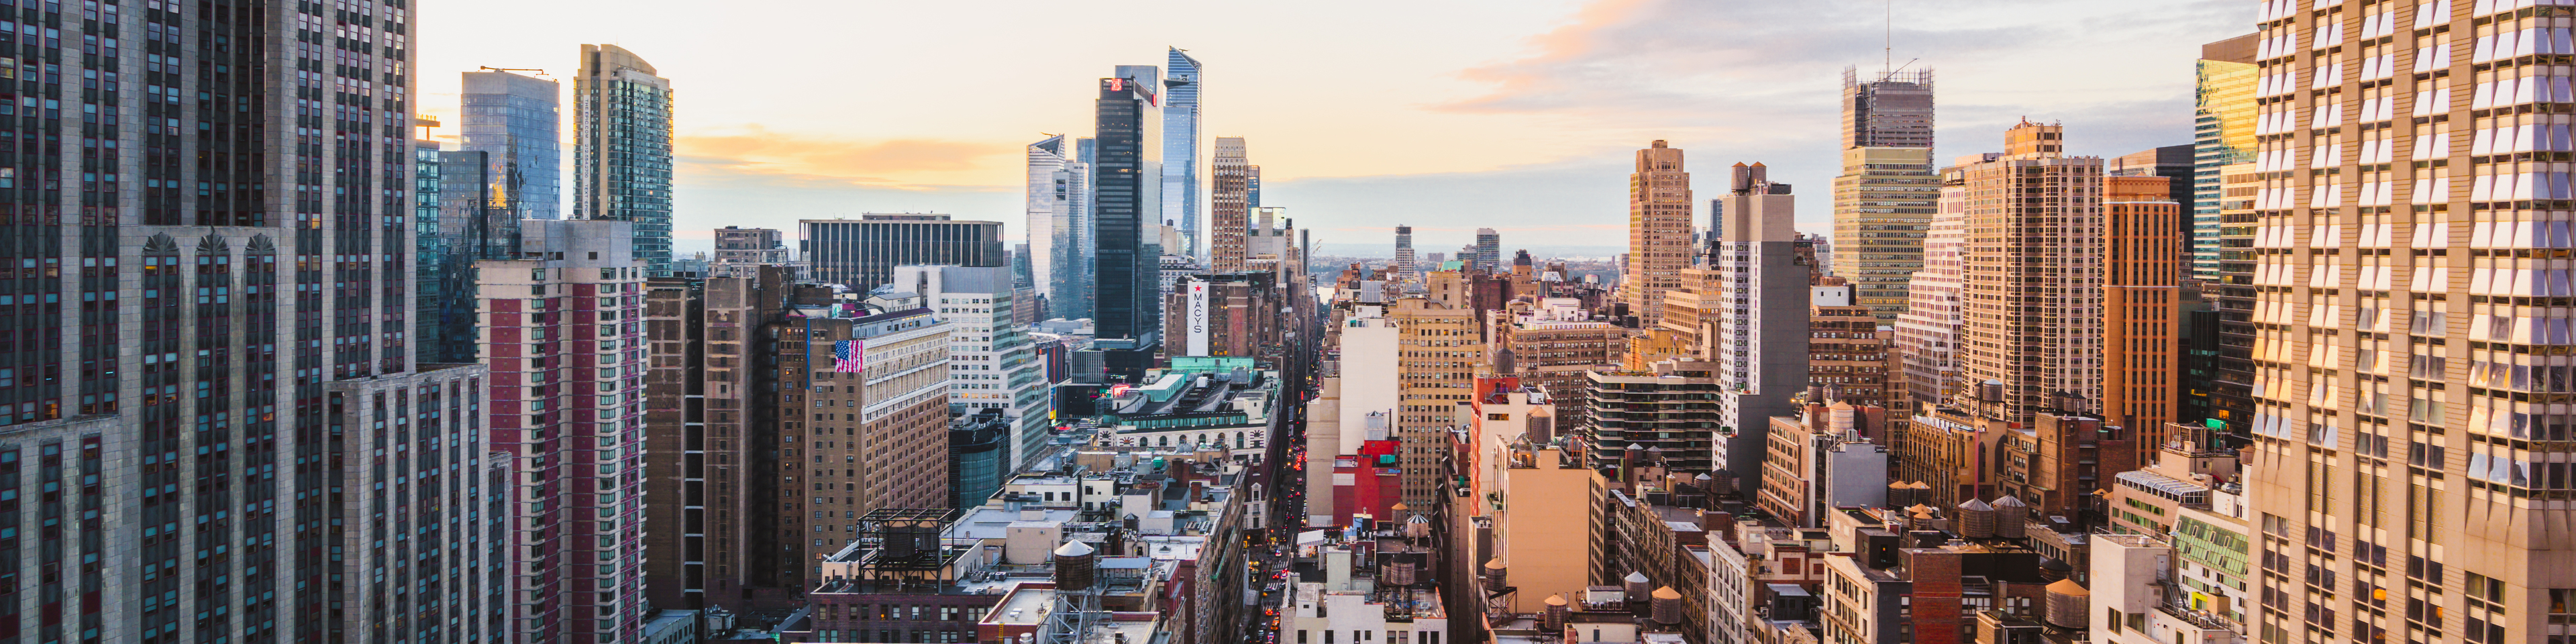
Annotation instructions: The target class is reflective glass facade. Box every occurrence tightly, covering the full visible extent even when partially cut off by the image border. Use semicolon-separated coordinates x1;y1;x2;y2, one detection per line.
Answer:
575;44;674;276
460;70;560;221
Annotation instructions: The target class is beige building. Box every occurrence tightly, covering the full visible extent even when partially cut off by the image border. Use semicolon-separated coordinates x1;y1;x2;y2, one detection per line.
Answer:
1394;297;1478;508
1492;298;1626;429
1953;121;2104;425
1622;140;1694;327
2247;5;2576;644
1808;279;1890;405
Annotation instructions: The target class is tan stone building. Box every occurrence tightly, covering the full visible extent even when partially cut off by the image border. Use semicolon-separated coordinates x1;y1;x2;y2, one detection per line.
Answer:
1808;278;1890;405
1394;297;1478;508
1831;68;1940;322
1622;141;1694;327
2246;5;2576;644
1492;297;1626;429
1953;121;2104;425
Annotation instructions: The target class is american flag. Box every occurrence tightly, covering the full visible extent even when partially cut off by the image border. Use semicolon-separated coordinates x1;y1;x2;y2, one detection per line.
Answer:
833;340;864;373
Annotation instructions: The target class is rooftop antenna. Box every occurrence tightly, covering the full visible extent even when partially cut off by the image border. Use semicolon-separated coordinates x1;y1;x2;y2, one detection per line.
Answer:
478;66;550;76
1884;0;1892;75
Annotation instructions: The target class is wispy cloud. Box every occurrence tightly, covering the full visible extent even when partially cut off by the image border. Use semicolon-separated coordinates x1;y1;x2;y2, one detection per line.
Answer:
676;125;1015;190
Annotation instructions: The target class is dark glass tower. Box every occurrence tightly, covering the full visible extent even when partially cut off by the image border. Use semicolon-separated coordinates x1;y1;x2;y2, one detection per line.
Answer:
796;214;1006;291
574;44;674;276
1091;68;1162;381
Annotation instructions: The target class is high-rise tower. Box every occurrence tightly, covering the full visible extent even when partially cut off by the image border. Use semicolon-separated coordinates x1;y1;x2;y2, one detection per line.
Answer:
1831;68;1939;323
1712;164;1809;494
1026;134;1070;312
1394;225;1416;280
1476;228;1502;273
2245;6;2576;644
1090;67;1163;382
1210;137;1252;272
1162;48;1204;258
0;4;513;643
1623;141;1694;327
574;44;676;276
2195;33;2261;437
460;69;563;221
1954;121;2103;426
2102;174;2182;460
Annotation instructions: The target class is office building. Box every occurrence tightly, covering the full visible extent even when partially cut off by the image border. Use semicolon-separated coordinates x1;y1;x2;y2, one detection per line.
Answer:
892;265;1050;465
416;136;451;362
461;69;562;221
1027;135;1072;316
947;409;1010;511
1831;68;1939;321
1757;401;1889;528
2197;34;2261;436
2193;34;2261;282
1394;298;1478;508
1396;225;1417;282
1476;228;1502;273
1210;137;1253;271
710;226;791;278
798;215;1006;291
1808;280;1890;405
1163;48;1203;258
1954;121;2103;425
1492;298;1626;429
1622;141;1694;327
1712;164;1809;492
1086;67;1164;382
1892;172;1967;405
1168;272;1288;360
474;219;654;643
574;44;676;276
2245;6;2576;644
2103;174;2183;458
1580;362;1722;472
0;4;531;641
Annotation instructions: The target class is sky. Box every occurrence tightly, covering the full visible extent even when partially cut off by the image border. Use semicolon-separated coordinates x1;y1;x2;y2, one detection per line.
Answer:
416;0;2259;258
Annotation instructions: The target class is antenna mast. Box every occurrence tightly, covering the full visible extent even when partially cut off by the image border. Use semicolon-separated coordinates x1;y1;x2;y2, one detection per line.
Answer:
1884;0;1893;76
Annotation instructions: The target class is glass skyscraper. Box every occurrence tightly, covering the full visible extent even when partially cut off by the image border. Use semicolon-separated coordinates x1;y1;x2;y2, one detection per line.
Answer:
1092;66;1163;381
575;44;676;276
460;70;562;221
1162;48;1203;258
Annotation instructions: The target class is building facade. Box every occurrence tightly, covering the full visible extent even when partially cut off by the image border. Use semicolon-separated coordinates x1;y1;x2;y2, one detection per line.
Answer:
1090;68;1164;381
1712;166;1810;492
798;215;1006;292
2248;5;2576;644
1808;280;1890;405
1026;135;1072;317
1831;68;1939;322
1210;137;1252;272
1476;228;1502;274
474;219;654;643
1954;121;2104;425
2197;34;2262;437
574;44;676;276
1162;49;1203;258
461;69;562;221
711;226;790;278
1892;182;1965;406
1394;298;1478;508
2103;174;2183;457
1623;142;1694;327
891;265;1051;466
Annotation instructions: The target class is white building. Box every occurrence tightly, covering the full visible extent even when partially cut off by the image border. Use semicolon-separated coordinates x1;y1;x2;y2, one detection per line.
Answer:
2091;534;2240;644
892;265;1051;467
1282;543;1450;644
1892;165;1973;404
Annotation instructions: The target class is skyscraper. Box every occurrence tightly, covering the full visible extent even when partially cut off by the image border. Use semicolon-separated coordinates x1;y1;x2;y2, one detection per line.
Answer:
1394;225;1416;281
1892;163;1973;405
2247;8;2576;644
1831;68;1939;323
422;148;525;364
1210;137;1253;271
2195;33;2261;436
1955;121;2103;425
1712;164;1809;493
0;4;513;642
798;215;1006;291
2193;34;2259;282
1476;228;1502;273
1027;134;1070;313
1053;138;1100;321
574;44;676;276
1162;48;1204;258
1622;141;1694;327
1090;68;1164;381
2102;174;2181;460
894;265;1051;466
460;69;562;221
474;219;653;643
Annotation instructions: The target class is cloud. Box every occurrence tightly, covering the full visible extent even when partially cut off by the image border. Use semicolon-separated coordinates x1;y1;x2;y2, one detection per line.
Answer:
676;125;1015;189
